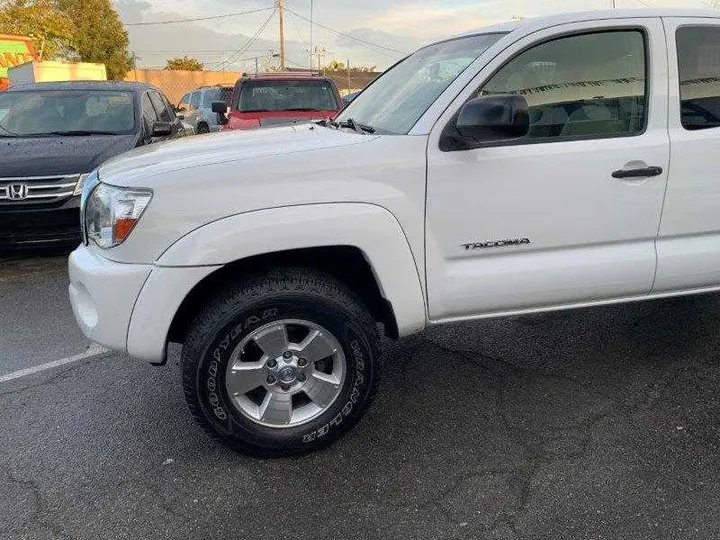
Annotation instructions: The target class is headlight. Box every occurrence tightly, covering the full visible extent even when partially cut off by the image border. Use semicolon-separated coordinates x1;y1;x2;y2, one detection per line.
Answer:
73;173;91;196
84;182;153;249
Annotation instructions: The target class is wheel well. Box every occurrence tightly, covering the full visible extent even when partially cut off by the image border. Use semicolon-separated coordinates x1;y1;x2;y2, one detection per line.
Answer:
167;246;399;345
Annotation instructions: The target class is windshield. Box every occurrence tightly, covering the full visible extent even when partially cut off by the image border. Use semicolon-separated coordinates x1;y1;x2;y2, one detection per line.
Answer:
202;87;232;107
0;90;135;137
237;80;339;112
336;33;506;134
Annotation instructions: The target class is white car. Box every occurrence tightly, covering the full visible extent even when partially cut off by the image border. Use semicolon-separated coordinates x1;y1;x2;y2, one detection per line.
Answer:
69;9;720;456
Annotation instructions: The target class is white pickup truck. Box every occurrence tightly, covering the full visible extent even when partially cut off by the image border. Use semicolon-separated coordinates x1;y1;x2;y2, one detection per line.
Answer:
69;9;720;456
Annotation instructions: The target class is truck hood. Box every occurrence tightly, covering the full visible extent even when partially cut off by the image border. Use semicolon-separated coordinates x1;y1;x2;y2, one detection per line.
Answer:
99;123;376;184
0;134;138;177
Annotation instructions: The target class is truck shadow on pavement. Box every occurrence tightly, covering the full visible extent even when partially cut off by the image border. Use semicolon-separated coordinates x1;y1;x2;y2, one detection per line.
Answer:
2;294;719;539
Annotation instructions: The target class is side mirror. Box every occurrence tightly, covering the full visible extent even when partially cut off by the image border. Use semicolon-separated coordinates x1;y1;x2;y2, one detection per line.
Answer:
211;101;228;114
456;94;529;144
174;106;186;112
152;121;173;137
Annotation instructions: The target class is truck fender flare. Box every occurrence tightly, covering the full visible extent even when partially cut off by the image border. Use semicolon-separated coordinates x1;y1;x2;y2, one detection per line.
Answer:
156;203;426;336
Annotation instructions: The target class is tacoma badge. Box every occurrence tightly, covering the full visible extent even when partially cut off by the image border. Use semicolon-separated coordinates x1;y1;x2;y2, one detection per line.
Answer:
462;238;531;250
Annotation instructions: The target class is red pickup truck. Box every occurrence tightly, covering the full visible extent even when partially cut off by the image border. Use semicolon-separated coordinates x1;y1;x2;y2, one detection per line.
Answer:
212;72;343;130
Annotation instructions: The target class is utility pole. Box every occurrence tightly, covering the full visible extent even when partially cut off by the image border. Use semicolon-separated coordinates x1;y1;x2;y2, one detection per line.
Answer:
277;0;286;71
132;52;138;81
347;58;351;95
255;57;259;75
309;0;314;69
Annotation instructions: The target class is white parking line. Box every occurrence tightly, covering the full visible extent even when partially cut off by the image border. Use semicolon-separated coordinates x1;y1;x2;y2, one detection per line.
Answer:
0;343;110;384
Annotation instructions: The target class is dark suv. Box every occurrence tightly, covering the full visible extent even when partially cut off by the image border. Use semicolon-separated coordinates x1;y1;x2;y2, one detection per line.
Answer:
0;81;183;249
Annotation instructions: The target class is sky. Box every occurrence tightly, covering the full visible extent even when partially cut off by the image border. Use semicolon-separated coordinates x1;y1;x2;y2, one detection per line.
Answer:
114;0;713;71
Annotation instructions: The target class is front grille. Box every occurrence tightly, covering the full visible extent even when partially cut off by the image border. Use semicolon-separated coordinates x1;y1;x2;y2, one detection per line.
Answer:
0;205;81;247
0;174;80;205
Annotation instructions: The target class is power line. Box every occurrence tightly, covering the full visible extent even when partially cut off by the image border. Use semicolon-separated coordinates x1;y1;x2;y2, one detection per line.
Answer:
284;7;407;56
214;8;277;70
125;6;274;27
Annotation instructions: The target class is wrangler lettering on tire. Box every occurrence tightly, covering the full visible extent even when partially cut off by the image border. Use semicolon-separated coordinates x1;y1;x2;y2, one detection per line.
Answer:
181;268;382;457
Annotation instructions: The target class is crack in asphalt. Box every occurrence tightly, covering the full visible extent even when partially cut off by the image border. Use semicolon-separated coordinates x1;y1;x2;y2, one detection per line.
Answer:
419;335;620;539
0;464;73;540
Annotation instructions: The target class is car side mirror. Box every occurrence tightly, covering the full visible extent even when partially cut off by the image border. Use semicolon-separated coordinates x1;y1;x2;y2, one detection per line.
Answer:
152;121;173;137
456;94;529;144
211;101;228;114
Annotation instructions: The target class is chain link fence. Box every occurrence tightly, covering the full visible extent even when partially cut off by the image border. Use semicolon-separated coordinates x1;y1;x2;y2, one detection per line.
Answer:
125;68;381;105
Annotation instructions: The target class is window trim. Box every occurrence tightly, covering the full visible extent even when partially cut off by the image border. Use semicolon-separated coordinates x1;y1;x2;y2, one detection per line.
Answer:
675;23;720;132
440;27;651;151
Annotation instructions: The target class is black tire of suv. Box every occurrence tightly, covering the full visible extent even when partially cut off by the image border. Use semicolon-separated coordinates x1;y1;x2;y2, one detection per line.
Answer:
181;268;382;457
197;123;210;134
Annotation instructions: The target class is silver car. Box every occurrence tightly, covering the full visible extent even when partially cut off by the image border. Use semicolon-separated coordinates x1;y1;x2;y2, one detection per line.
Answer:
177;86;232;134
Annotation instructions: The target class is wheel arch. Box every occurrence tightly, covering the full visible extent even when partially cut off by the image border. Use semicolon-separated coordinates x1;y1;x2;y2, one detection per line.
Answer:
167;245;400;345
150;203;426;360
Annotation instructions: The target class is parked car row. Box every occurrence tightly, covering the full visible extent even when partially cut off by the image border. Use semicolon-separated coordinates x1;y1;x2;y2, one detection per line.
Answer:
0;72;347;250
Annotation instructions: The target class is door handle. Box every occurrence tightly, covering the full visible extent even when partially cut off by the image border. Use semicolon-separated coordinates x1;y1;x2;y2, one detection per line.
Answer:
612;166;663;179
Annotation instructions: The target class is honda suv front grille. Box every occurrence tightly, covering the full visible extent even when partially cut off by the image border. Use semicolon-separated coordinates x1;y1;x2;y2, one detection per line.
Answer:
0;174;80;205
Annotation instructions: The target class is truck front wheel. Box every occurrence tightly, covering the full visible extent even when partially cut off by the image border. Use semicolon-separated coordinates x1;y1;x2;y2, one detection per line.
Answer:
181;268;382;456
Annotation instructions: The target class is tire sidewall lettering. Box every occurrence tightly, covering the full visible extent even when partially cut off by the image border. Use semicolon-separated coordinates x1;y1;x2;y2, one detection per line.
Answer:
197;301;374;448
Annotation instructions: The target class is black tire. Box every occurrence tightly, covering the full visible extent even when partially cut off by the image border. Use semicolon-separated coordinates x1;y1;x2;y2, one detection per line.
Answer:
197;123;210;134
181;268;382;457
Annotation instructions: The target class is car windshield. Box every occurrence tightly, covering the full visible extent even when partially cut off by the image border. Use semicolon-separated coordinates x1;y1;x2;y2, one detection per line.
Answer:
0;90;135;137
202;87;232;107
237;80;338;112
335;33;506;134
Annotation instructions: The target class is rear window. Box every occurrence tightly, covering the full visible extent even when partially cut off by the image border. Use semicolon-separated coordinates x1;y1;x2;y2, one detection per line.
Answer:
236;80;339;112
202;87;232;107
677;26;720;130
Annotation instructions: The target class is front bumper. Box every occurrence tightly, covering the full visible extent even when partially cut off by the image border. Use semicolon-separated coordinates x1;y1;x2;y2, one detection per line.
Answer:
69;245;152;353
68;244;218;363
0;196;81;249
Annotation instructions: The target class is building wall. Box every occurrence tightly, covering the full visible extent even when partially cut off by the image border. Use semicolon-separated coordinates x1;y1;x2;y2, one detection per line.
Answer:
125;68;381;105
125;69;242;105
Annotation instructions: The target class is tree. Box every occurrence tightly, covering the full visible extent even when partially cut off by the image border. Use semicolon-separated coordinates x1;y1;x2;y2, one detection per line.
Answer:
0;0;74;60
323;60;377;73
165;56;204;71
55;0;132;80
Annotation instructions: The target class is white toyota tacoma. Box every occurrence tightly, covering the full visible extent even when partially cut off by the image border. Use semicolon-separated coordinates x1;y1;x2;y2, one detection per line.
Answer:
69;9;720;456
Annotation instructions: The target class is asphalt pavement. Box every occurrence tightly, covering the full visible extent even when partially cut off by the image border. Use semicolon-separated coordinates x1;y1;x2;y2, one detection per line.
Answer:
2;252;720;540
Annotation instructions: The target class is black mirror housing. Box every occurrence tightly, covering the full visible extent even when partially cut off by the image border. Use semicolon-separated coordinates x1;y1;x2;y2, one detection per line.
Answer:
456;94;529;144
211;101;228;114
152;121;173;137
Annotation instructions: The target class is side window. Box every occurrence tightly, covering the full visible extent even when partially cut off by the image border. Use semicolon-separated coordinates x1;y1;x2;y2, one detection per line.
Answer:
677;26;720;130
179;93;191;109
141;93;158;135
160;93;177;121
477;30;647;141
189;92;201;109
149;91;172;122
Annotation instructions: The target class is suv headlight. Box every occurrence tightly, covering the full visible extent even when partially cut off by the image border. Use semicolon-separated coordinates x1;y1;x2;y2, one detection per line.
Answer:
84;181;153;249
73;173;91;196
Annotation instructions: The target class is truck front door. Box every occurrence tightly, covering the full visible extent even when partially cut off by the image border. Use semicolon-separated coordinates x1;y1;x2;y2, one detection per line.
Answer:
425;18;670;320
